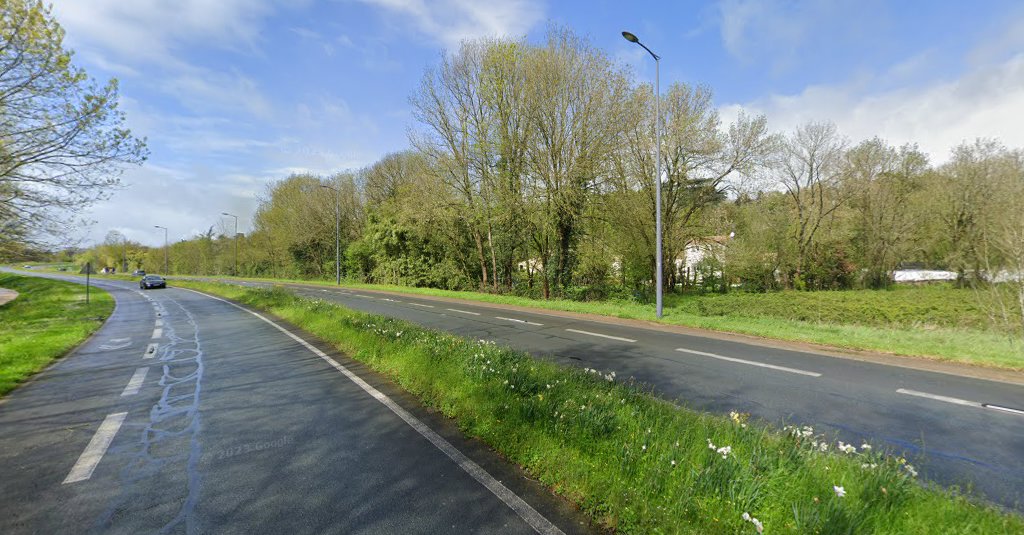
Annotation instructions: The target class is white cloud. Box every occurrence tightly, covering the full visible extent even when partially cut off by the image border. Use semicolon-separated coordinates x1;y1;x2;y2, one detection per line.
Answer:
52;0;281;64
358;0;544;49
722;53;1024;163
716;0;877;72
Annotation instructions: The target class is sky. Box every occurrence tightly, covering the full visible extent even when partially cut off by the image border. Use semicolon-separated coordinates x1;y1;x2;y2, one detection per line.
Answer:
47;0;1024;247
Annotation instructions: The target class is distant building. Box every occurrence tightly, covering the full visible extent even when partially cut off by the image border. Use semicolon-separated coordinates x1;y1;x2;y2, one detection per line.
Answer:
517;258;543;273
677;235;732;283
892;270;957;283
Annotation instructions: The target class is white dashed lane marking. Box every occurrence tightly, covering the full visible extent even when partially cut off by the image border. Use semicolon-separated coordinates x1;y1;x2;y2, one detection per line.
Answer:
565;329;636;343
63;412;128;484
143;343;158;359
409;303;435;308
984;404;1024;416
151;328;162;340
895;388;1024;417
446;308;481;316
896;388;980;408
495;316;544;326
120;367;149;396
675;348;821;377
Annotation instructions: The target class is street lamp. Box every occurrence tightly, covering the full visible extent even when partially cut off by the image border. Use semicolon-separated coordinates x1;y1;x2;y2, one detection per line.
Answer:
622;30;664;319
154;225;168;274
320;183;341;285
222;212;238;276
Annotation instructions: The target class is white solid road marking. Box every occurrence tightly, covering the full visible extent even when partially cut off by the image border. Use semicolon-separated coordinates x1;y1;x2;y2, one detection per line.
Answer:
675;347;822;377
151;328;162;340
496;316;544;327
182;288;564;535
143;343;159;359
63;412;128;484
120;367;149;396
446;308;481;316
565;328;636;343
409;303;435;308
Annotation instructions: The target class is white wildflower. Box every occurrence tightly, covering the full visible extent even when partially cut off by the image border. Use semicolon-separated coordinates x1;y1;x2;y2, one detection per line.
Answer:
860;443;872;451
707;439;716;450
671;459;676;466
904;464;918;477
716;446;732;459
838;441;856;454
833;485;846;498
742;512;763;533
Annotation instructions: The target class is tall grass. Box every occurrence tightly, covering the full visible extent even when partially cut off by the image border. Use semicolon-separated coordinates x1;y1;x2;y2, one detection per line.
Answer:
0;273;114;395
178;280;1023;534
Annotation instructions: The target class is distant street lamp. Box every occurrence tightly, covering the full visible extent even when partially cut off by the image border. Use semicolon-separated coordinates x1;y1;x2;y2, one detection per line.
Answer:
154;225;168;274
320;184;341;285
622;30;664;319
222;212;239;276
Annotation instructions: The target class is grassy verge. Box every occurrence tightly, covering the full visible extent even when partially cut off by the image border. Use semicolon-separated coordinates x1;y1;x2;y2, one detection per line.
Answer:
28;266;1022;370
187;275;1024;371
176;279;1021;534
0;273;114;396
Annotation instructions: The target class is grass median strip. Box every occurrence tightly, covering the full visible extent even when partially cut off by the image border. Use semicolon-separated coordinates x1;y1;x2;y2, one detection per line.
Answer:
176;280;1021;534
0;273;114;396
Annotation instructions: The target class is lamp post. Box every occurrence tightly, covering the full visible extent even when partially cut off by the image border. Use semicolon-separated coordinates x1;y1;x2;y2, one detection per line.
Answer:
222;212;238;276
154;225;168;274
622;30;664;318
320;183;341;285
121;235;128;273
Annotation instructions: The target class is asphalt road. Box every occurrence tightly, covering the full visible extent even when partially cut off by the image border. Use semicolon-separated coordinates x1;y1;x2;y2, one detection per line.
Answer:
0;273;593;534
203;278;1024;511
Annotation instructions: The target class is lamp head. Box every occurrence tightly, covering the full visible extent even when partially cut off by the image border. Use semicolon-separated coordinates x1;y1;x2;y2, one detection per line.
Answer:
621;31;639;43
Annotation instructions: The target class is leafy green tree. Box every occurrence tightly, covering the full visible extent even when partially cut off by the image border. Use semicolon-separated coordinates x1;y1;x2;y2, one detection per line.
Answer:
0;0;147;249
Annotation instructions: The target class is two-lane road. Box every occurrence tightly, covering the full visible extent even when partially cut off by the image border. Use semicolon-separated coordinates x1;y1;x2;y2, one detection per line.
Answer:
230;279;1024;510
0;273;590;534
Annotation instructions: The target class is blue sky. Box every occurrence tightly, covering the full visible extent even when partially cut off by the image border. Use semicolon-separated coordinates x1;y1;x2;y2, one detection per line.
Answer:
49;0;1024;246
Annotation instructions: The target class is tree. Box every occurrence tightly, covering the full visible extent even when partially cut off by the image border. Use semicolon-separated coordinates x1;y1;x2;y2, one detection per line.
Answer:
844;139;929;287
0;0;147;247
523;27;631;297
776;122;848;288
609;82;776;291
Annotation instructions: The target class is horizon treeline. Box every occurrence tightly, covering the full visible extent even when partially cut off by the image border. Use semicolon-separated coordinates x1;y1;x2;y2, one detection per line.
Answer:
72;28;1023;304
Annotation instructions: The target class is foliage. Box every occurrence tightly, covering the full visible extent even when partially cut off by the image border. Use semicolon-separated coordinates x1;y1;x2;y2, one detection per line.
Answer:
0;0;147;251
